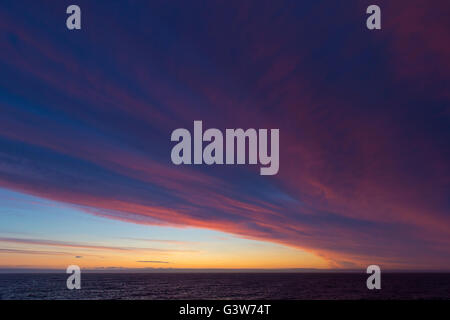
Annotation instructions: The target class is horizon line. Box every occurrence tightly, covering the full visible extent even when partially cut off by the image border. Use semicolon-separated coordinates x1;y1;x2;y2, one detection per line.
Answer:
1;267;450;274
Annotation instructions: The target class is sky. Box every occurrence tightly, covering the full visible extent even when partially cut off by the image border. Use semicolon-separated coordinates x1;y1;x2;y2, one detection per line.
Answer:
0;1;449;271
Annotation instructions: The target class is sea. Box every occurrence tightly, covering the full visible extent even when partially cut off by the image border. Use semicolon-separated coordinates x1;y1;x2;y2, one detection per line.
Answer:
1;273;449;300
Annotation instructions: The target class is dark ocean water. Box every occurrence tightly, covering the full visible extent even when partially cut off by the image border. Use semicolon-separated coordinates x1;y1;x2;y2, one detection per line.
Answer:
1;273;449;300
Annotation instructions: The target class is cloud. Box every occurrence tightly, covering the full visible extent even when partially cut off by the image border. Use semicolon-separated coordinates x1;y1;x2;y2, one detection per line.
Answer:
0;1;449;269
0;248;74;256
121;237;197;245
0;237;196;254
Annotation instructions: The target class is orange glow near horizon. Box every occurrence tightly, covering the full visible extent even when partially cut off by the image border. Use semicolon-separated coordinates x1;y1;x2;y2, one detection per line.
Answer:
0;235;332;270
